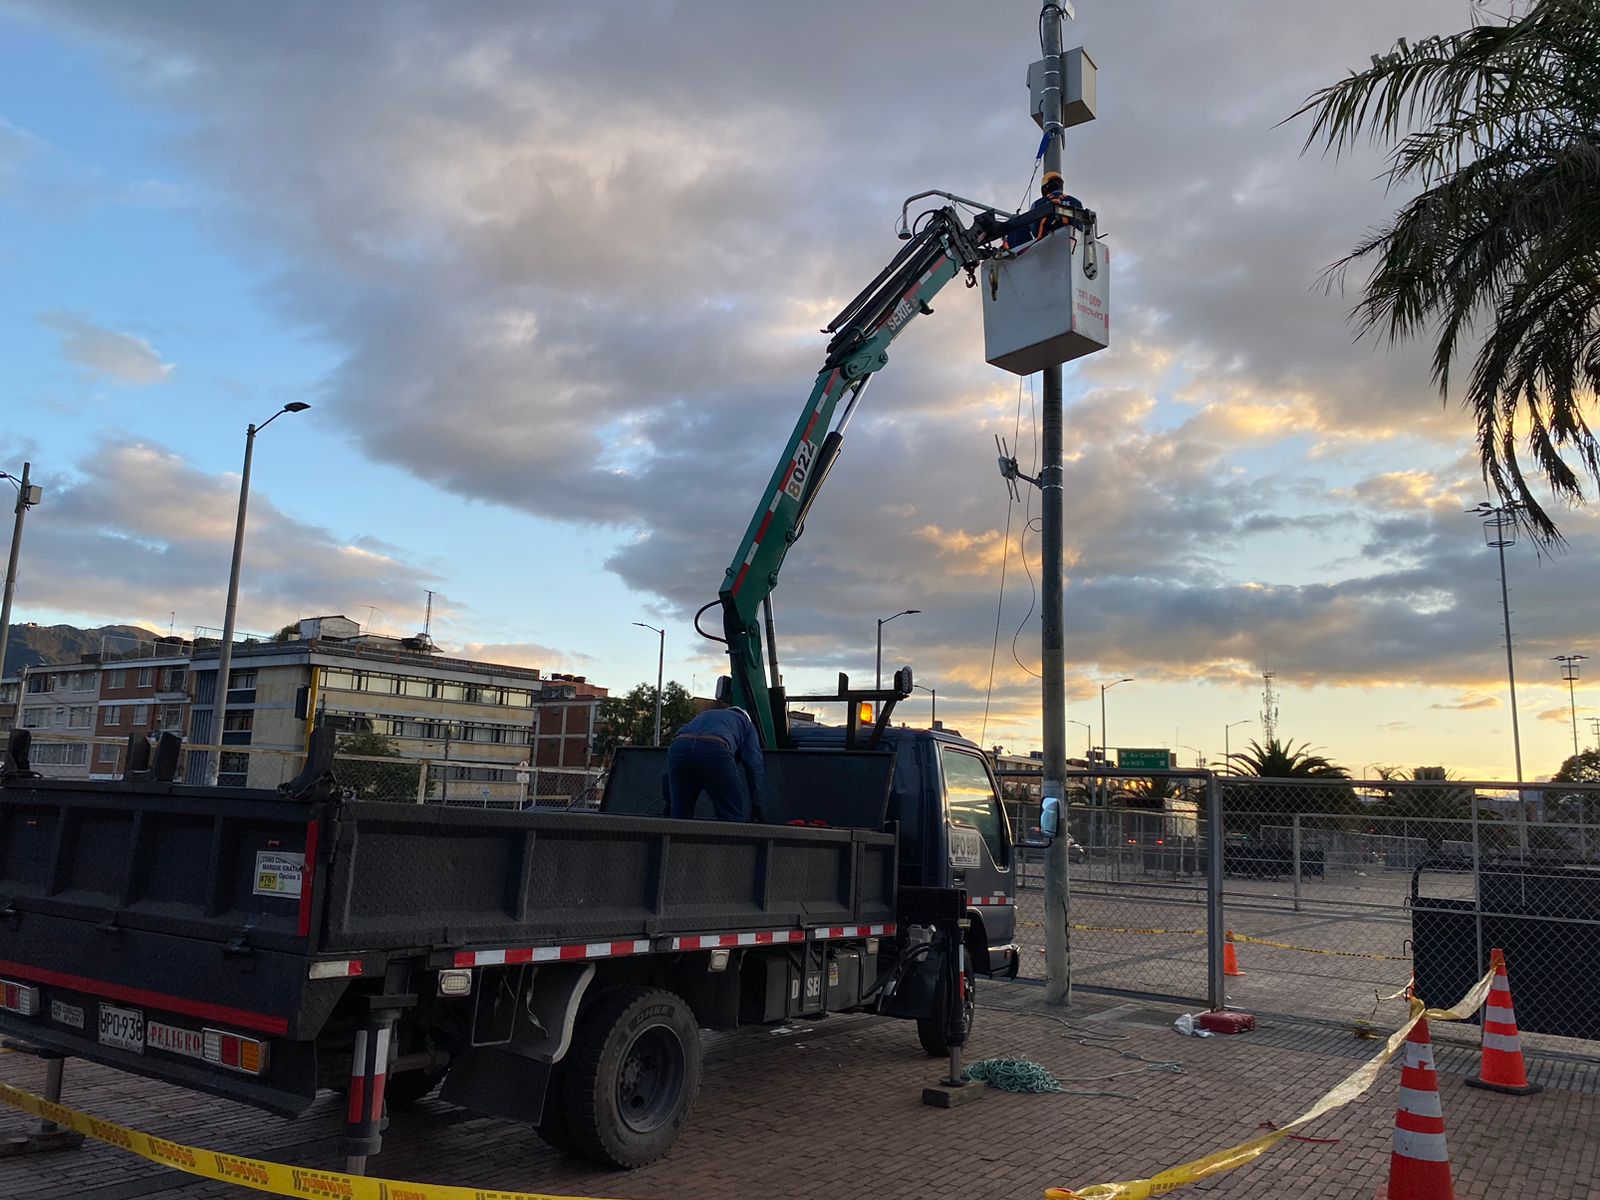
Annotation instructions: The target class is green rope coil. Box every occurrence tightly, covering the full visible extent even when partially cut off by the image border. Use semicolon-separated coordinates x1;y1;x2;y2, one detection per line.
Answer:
964;1056;1136;1099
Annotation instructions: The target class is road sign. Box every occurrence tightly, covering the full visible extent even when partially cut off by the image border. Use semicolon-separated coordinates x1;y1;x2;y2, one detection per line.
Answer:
1116;748;1172;770
515;759;531;785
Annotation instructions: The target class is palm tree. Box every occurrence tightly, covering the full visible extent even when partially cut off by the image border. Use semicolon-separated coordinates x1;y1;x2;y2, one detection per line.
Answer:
1228;738;1350;779
1293;1;1600;543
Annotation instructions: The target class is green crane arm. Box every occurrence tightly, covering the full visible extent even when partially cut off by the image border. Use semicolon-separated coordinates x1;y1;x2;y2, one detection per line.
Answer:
715;207;988;747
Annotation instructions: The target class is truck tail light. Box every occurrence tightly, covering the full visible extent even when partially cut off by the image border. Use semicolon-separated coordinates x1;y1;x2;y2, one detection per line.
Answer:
438;969;473;996
203;1028;269;1075
0;979;39;1016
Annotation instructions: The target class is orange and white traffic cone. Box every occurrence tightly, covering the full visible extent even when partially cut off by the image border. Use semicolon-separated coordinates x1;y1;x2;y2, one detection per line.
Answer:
1223;930;1244;977
1379;1017;1454;1200
1464;947;1543;1096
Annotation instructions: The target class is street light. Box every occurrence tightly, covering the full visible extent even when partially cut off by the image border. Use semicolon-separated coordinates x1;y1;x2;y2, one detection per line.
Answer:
876;609;921;690
1069;719;1093;760
1468;501;1526;783
913;682;936;727
1099;677;1133;767
1223;719;1250;776
633;622;666;746
1554;654;1589;760
1178;743;1206;769
0;463;43;689
206;403;310;785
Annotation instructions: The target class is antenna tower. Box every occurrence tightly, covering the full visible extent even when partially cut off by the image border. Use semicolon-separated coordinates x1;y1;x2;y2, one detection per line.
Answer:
423;590;435;641
1261;670;1279;745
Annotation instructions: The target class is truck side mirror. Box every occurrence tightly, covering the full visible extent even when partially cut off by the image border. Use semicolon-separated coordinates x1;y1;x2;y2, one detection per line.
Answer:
1014;795;1058;850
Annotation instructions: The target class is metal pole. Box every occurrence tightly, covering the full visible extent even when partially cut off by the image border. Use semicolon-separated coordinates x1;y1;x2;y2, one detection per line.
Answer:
1495;535;1528;854
1291;813;1302;913
206;426;256;785
0;462;34;689
1206;772;1225;1010
876;617;883;692
1038;1;1071;1007
653;627;665;747
1568;671;1580;759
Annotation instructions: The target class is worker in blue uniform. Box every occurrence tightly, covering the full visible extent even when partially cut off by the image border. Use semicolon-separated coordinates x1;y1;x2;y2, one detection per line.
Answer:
666;704;766;822
1000;170;1087;249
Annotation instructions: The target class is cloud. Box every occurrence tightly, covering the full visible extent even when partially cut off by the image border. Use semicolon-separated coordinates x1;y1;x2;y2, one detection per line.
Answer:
38;312;176;385
13;0;1599;753
458;642;595;674
17;439;436;635
1429;694;1501;712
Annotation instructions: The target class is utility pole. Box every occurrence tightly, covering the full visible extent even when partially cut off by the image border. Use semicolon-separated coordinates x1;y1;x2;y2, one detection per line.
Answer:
0;462;43;688
1555;655;1588;760
634;622;666;746
1037;0;1071;1007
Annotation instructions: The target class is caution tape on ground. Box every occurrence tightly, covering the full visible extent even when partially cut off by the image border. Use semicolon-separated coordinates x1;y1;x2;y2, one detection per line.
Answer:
1041;965;1498;1200
1021;921;1411;964
0;1080;619;1200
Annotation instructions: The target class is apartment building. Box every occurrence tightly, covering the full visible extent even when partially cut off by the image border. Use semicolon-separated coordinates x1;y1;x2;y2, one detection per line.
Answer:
0;676;18;740
16;661;101;778
91;641;191;780
187;616;607;793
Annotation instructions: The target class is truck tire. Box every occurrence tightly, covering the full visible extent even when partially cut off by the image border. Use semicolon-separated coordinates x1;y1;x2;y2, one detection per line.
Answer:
560;986;701;1167
383;1067;446;1108
916;955;976;1057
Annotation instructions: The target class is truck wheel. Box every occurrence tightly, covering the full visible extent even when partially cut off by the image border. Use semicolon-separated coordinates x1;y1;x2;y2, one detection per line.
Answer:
916;956;976;1057
561;986;701;1167
384;1067;446;1108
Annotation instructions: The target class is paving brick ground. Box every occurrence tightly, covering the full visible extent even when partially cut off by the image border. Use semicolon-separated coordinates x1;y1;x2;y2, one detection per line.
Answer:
3;979;1596;1200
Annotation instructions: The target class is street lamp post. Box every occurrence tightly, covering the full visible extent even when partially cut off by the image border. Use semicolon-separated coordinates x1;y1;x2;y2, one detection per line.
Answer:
1469;502;1526;783
875;608;921;690
1223;719;1250;776
633;622;666;746
1069;719;1093;760
1554;654;1589;761
1097;678;1133;845
1178;743;1206;769
0;463;43;689
913;682;936;727
206;403;310;785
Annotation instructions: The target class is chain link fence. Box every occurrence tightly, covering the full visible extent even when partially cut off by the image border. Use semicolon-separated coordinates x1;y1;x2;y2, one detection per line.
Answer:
1003;768;1600;1062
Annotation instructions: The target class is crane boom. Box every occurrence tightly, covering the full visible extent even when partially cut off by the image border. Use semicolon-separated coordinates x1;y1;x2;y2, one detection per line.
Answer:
716;207;988;747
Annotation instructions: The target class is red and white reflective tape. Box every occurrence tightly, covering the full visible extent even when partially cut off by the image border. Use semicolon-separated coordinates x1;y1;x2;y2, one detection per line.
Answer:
307;959;364;980
673;930;807;951
811;923;896;941
968;895;1011;907
451;939;651;969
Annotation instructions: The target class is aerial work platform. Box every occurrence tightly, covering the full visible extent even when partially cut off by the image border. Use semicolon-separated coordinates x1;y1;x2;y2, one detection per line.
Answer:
982;224;1109;375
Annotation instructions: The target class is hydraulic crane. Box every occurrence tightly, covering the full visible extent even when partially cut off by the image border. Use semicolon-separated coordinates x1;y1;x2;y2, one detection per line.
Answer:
700;196;1098;748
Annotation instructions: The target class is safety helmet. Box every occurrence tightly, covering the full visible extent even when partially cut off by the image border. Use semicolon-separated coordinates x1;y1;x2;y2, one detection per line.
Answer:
1041;170;1064;194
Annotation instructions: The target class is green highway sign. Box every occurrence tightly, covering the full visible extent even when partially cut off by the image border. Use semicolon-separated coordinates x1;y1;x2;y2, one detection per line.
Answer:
1116;748;1172;770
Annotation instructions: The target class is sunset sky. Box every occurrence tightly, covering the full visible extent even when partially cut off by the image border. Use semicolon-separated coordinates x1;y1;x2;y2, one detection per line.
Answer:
3;1;1597;780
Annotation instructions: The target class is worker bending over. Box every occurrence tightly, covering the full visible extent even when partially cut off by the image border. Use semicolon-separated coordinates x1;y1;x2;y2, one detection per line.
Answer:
666;703;765;822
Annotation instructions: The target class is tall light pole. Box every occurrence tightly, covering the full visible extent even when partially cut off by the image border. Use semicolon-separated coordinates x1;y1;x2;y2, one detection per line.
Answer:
1223;719;1250;776
206;403;310;785
1069;719;1093;759
1588;716;1600;751
1178;743;1206;769
913;682;936;727
875;608;920;690
1469;502;1526;783
0;463;43;687
1099;677;1134;768
1554;654;1588;760
634;622;666;746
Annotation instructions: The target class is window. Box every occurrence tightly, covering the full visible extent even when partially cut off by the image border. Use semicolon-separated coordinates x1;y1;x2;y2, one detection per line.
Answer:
322;668;361;691
164;668;186;693
105;706;122;727
227;669;257;690
106;669;126;689
436;681;466;702
505;689;533;708
137;667;155;688
940;748;1009;867
68;705;95;729
26;675;51;694
98;743;119;765
160;705;184;731
223;711;254;732
218;752;249;786
63;671;96;692
22;707;47;729
401;677;432;698
132;704;151;726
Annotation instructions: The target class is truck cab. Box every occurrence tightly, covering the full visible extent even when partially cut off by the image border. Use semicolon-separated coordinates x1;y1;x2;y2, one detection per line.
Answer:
785;723;1019;979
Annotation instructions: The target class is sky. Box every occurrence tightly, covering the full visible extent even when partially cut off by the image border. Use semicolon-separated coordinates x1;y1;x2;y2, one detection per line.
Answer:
2;0;1597;780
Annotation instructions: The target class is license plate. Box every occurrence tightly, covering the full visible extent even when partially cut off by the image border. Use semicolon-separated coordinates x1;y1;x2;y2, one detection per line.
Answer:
98;1003;144;1054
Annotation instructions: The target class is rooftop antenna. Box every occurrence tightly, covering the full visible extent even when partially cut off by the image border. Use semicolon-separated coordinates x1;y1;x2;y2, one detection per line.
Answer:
360;604;381;632
423;590;435;642
1261;670;1279;745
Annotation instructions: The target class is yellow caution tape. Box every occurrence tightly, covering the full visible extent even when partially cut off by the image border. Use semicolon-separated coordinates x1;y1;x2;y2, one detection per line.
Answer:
1041;965;1497;1199
1228;932;1410;962
0;1080;620;1200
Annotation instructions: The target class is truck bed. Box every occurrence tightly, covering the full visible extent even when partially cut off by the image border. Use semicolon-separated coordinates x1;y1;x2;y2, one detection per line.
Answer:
0;778;896;1064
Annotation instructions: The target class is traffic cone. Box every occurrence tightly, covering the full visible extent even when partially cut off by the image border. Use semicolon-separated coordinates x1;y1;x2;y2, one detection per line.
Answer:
1464;948;1543;1096
1379;1017;1454;1200
1223;930;1244;977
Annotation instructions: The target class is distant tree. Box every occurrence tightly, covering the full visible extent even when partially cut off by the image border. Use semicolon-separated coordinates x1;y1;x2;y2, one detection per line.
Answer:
1547;748;1600;828
593;682;699;760
336;730;420;801
274;623;300;642
1224;738;1358;835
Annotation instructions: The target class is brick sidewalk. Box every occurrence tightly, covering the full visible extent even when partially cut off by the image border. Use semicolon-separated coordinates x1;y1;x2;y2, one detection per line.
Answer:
2;980;1595;1200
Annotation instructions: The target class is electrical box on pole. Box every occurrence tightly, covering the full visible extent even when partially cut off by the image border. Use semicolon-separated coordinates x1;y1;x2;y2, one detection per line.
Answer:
1028;48;1098;129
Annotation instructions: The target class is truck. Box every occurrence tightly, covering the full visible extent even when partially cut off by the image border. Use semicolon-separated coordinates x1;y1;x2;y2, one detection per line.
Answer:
0;193;1097;1171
